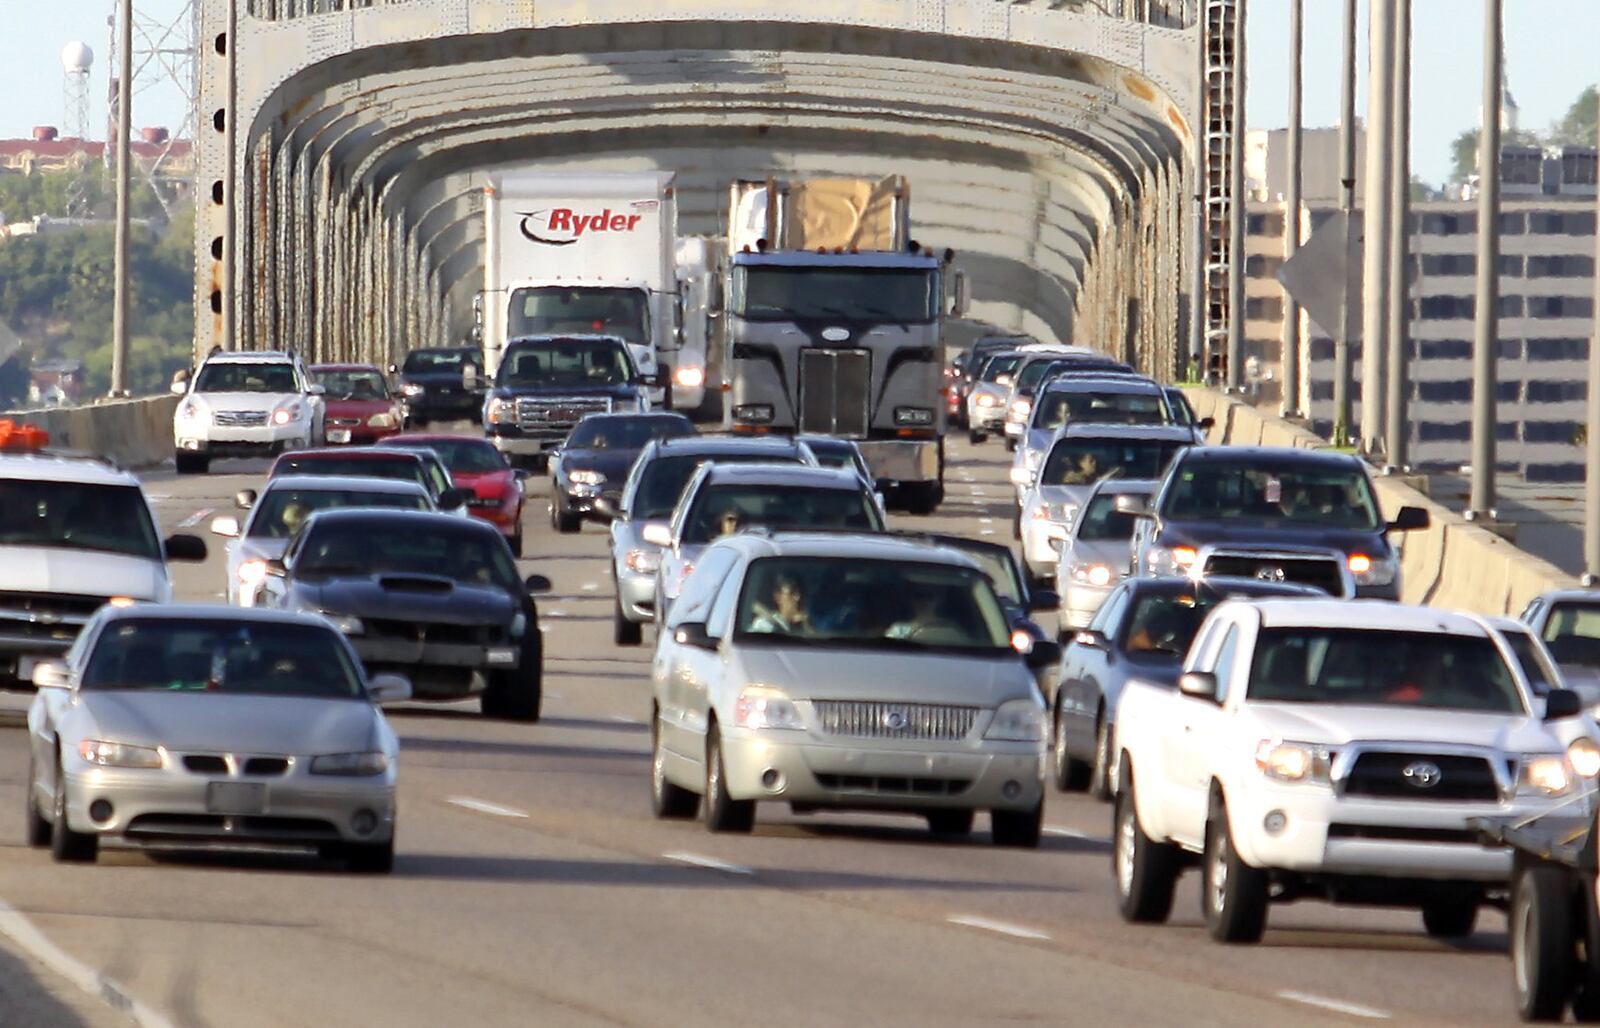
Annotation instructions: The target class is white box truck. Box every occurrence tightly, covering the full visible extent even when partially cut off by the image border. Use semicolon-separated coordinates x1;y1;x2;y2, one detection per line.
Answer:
481;171;704;410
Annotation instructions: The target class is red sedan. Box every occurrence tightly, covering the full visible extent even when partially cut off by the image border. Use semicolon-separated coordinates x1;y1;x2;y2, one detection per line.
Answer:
376;434;527;556
310;364;404;444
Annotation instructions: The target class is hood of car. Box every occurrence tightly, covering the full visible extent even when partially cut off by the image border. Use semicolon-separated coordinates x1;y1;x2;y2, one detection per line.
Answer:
1157;519;1389;558
1245;702;1547;750
191;391;300;412
0;546;167;602
323;398;394;419
451;468;517;499
1033;483;1096;508
291;575;516;624
233;536;288;565
1063;538;1134;569
71;691;380;755
734;646;1033;706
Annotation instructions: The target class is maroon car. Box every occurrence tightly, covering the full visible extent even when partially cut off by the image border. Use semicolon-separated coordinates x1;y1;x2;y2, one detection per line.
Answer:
377;434;527;556
310;364;403;445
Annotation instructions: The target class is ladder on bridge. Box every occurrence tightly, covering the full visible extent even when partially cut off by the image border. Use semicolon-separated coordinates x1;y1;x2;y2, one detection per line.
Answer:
1201;0;1237;383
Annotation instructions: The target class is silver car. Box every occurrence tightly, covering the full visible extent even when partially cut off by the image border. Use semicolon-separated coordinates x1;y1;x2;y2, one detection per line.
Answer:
1009;375;1186;505
25;605;408;871
1054;479;1158;629
210;475;435;605
649;533;1057;845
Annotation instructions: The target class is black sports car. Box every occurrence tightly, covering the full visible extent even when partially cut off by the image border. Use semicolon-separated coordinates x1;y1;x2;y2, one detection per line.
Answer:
550;411;695;533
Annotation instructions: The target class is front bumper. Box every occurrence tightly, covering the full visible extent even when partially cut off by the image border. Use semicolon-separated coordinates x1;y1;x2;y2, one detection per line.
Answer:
403;393;483;421
465;501;521;536
1060;580;1115;629
1020;518;1068;576
348;637;519;698
176;426;308;457
324;422;399;445
556;482;622;518
968;399;1005;431
489;432;559;458
614;564;656;623
858;439;940;485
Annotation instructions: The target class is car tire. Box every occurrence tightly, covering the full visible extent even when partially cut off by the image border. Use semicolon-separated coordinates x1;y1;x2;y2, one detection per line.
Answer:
614;596;643;647
24;759;50;848
49;760;97;864
482;637;542;722
991;801;1043;848
1011;506;1022;541
1202;797;1269;944
346;839;395;874
510;527;524;559
174;451;209;475
410;416;429;429
1512;864;1575;1022
703;724;754;834
1114;775;1178;924
1005;438;1017;453
651;711;699;820
1421;898;1479;939
551;496;581;534
1052;700;1092;792
968;430;986;444
926;809;974;837
1088;716;1115;801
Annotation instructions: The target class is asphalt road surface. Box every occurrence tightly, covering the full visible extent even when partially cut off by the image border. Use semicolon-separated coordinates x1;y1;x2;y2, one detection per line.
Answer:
0;434;1524;1026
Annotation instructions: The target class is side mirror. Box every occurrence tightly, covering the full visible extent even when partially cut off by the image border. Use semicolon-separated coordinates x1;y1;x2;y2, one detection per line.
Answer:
437;487;469;510
1544;687;1582;721
163;534;208;562
512;467;531;481
32;660;72;690
209;515;240;539
367;672;412;705
1177;671;1218;700
169;379;188;395
235;489;257;510
1027;589;1060;613
951;271;969;317
593;496;622;521
306;384;327;396
264;558;287;578
1073;629;1107;649
1198;417;1215;431
673;621;717;651
641;522;673;547
462;365;479;389
1388;505;1430;532
639;370;666;388
1024;639;1063;670
387;363;398;375
524;574;553;594
1113;494;1151;516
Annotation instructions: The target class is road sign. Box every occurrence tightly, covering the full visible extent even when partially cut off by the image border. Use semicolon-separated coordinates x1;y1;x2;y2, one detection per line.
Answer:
1276;210;1364;341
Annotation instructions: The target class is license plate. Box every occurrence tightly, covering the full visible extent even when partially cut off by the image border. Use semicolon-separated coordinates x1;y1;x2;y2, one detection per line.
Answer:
486;648;518;665
327;429;352;443
206;782;266;815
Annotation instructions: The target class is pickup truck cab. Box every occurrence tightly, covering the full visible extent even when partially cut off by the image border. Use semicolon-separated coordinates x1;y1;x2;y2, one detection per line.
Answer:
1113;598;1595;944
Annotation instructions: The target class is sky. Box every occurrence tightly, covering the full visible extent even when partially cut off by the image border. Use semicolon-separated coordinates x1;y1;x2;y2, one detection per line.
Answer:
1;1;1596;188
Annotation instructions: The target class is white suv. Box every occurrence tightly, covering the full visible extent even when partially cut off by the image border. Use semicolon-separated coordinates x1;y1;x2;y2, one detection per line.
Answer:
173;349;325;473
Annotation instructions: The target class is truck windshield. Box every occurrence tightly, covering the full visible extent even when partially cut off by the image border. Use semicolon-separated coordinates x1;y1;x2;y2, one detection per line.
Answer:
1041;439;1183;485
402;349;480;374
1247;628;1524;713
499;339;633;388
0;481;161;560
509;287;647;344
980;355;1023;382
732;266;938;323
1163;459;1380;530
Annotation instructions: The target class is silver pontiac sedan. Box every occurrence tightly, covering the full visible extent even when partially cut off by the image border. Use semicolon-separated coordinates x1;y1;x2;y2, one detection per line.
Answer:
25;605;408;871
650;533;1057;845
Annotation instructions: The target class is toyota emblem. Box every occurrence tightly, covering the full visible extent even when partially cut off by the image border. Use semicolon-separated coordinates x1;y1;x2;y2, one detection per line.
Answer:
1402;761;1442;789
1255;566;1287;583
882;709;909;731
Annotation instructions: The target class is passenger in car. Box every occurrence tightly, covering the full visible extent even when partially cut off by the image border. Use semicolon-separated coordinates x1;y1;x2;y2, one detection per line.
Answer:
749;574;813;635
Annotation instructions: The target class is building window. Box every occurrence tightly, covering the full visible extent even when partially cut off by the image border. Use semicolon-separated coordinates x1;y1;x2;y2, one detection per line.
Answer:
1497;379;1523;402
1420;212;1477;235
1499;213;1527;235
1526;337;1589;361
1527;254;1596;278
1526;380;1587;403
1418;295;1474;319
1525;420;1583;442
1499;295;1525;318
1419;421;1471;441
1527;295;1594;318
1421;254;1475;276
1530;211;1597;235
1245;297;1283;320
1247;213;1285;236
1500;255;1525;276
1418;339;1472;359
1418;380;1473;402
1245;254;1283;278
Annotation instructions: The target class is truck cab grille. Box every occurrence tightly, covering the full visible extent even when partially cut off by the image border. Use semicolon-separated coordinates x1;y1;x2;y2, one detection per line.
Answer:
1341;751;1502;802
799;349;870;437
1202;551;1347;597
514;396;610;440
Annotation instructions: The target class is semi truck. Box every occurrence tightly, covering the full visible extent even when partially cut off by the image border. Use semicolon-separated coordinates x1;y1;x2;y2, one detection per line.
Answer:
722;176;965;513
480;171;706;411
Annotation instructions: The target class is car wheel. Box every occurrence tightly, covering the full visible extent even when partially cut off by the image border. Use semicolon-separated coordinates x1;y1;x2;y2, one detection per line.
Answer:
1088;716;1114;801
551;496;581;534
1004;438;1017;453
703;723;754;834
409;415;428;429
1113;775;1178;924
510;527;524;559
1011;505;1022;540
1052;700;1091;792
345;838;395;874
968;429;985;445
49;760;97;864
651;711;699;820
174;451;208;474
482;638;542;722
1513;864;1576;1021
1421;897;1479;939
614;596;643;647
24;758;50;848
1202;797;1269;943
990;801;1042;848
926;809;974;838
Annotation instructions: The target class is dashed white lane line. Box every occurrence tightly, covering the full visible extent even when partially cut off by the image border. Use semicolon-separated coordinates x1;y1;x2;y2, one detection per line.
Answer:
662;851;753;876
946;915;1051;941
978;516;994;524
980;529;996;536
1043;826;1108;843
1276;991;1389;1020
545;609;571;618
177;507;215;529
0;897;174;1028
447;796;529;819
609;714;644;725
580;583;598;591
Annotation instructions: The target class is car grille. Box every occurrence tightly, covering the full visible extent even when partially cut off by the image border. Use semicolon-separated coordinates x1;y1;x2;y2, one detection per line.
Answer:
814;773;973;796
799;349;870;437
125;814;340;841
1341;752;1502;802
514;396;610;439
180;754;292;776
1202;551;1346;596
214;410;269;427
327;417;361;428
1327;824;1480;844
364;619;506;645
0;591;107;642
812;700;978;741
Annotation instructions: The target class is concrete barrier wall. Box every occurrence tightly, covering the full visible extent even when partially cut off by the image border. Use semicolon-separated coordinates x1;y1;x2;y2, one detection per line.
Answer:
1;396;178;470
1182;388;1578;616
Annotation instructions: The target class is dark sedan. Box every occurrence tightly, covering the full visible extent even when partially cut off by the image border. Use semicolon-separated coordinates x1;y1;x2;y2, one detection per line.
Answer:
550;412;695;533
393;347;487;426
1050;576;1321;799
256;509;550;721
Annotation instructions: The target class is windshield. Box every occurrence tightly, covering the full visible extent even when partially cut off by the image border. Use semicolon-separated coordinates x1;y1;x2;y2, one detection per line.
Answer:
382;437;505;474
632;453;802;520
1036;391;1167;430
313;368;389;400
733;557;1010;652
402;349;480;374
508;287;647;344
81;618;364;698
732;266;938;323
295;522;519;591
499;338;632;388
1041;439;1183;486
683;483;880;544
195;362;297;393
271;455;426;490
1163;459;1381;530
950;545;1024;606
1014;359;1058;394
1121;591;1225;658
0;480;161;560
1248;628;1523;713
1077;492;1145;542
248;488;429;539
1541;602;1600;669
1504;630;1561;695
980;355;1023;382
568;415;693;451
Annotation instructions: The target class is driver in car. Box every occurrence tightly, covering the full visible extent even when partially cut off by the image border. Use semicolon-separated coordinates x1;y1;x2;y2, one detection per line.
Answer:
748;574;813;635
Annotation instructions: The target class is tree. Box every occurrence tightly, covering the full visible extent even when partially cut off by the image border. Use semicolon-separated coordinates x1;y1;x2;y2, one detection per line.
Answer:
1549;85;1599;147
1449;127;1542;183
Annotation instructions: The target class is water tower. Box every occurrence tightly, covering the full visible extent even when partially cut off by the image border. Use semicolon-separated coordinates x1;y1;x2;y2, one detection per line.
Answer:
61;41;94;143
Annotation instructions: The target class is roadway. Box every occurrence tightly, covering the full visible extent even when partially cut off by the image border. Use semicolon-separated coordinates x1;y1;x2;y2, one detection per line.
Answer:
0;434;1527;1026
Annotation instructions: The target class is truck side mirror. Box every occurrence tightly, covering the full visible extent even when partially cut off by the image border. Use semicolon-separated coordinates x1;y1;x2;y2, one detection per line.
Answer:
1388;506;1430;532
951;271;969;318
1178;671;1218;700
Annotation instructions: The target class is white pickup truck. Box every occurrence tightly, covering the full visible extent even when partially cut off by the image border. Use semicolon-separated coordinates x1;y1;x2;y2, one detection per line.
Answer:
1112;598;1599;944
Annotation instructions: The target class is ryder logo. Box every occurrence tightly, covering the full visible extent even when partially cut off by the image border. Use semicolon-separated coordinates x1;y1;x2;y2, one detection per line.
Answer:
518;204;654;246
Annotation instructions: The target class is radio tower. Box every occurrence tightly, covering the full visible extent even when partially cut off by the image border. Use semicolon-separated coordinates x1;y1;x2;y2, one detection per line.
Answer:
105;0;198;217
61;42;96;217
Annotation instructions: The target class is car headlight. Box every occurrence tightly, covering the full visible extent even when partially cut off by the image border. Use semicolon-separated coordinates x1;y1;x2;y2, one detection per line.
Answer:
310;751;389;776
568;469;605;486
985;698;1047;742
322;612;365;635
78;739;163;768
1521;753;1573;796
1254;740;1333;784
1031;502;1076;525
624;548;660;574
271;404;302;426
485;398;515;425
401;383;426;397
975;393;998;408
368;411;399;429
674;366;705;389
734;686;805;730
1007;401;1031;422
893;406;935;427
1568;738;1600;779
1145;544;1198;576
1071;562;1114;587
1347;552;1398;586
237;558;268;586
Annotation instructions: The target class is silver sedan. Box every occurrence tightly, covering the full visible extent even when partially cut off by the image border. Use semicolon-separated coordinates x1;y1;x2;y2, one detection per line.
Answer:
25;605;408;871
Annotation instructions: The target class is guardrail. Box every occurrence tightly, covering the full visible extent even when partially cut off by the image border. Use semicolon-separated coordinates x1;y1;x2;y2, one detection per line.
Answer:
0;396;178;470
1182;388;1579;617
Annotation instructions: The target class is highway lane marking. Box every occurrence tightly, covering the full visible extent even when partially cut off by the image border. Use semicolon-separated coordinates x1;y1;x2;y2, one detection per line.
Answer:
662;851;753;876
1277;991;1389;1019
177;507;215;529
580;583;598;591
0;896;175;1028
980;529;996;536
946;915;1051;941
608;714;644;725
447;796;529;819
1043;826;1108;843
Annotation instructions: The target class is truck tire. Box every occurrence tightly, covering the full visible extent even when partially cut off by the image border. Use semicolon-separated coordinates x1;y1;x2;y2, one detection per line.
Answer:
1512;864;1575;1022
1113;775;1178;924
968;429;986;445
1202;797;1269;943
898;481;942;516
926;809;974;838
703;723;755;834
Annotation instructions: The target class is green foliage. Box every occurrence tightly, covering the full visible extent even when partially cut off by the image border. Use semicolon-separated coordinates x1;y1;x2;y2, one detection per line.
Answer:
1549;85;1599;147
1449;127;1542;183
0;165;167;223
